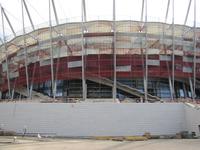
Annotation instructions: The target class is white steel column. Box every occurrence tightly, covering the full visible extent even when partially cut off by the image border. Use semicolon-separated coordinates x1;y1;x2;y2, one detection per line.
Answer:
51;0;59;25
49;0;55;99
21;0;30;98
144;0;148;102
82;0;87;22
140;0;146;102
164;0;173;100
193;0;196;100
1;7;11;98
172;0;175;99
189;77;194;98
81;0;86;100
1;6;16;37
184;0;192;26
22;0;35;30
113;0;117;101
140;0;144;23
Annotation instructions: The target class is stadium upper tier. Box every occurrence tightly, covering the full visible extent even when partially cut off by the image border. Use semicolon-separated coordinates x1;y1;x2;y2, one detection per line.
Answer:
0;20;200;62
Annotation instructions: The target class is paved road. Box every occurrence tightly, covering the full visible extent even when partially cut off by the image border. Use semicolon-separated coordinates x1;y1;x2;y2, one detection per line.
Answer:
0;137;200;150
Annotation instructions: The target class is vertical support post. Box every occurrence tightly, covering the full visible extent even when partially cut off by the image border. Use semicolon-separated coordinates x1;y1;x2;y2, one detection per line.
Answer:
21;0;30;98
81;0;86;100
189;77;194;98
113;0;117;102
140;0;145;102
163;0;173;100
49;0;55;99
144;0;148;102
82;0;87;22
1;7;11;99
193;0;196;100
172;0;175;99
140;0;144;22
168;76;174;99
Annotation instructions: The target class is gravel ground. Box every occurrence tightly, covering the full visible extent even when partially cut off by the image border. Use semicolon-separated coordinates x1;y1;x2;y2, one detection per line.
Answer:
0;136;200;150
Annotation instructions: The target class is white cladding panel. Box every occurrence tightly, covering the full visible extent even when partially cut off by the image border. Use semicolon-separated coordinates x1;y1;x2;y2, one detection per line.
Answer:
183;66;192;73
68;60;82;68
160;55;171;61
116;65;131;72
147;59;160;66
183;56;193;62
40;59;51;66
9;71;19;79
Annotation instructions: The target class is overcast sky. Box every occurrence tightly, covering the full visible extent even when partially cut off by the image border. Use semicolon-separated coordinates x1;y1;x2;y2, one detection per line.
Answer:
0;0;199;39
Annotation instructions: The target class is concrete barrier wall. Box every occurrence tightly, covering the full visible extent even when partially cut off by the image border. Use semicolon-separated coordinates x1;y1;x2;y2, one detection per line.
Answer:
0;103;186;136
184;105;200;136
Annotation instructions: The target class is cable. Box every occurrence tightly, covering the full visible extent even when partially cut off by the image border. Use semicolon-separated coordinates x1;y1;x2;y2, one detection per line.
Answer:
57;0;67;19
26;0;46;21
3;8;22;23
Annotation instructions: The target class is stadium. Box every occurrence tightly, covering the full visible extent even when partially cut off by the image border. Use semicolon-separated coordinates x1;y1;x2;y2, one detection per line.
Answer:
0;0;200;102
1;0;200;140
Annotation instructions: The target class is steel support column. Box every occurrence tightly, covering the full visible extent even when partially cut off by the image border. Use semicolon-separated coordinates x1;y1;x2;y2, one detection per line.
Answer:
22;0;35;30
193;0;196;100
184;0;192;26
144;0;148;102
1;6;16;37
21;0;30;98
82;0;87;22
49;0;55;99
51;0;59;25
112;0;117;102
1;7;11;98
172;0;175;99
165;0;170;23
189;77;194;98
140;0;144;22
81;0;86;100
163;0;173;100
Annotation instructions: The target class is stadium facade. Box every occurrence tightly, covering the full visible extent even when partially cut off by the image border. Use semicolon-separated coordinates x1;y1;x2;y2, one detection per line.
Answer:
0;0;200;102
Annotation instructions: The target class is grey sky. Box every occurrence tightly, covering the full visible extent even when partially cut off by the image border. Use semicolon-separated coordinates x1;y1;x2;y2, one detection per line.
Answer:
0;0;199;38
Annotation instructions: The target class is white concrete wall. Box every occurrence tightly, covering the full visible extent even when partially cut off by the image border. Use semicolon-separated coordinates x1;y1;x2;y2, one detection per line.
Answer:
184;105;200;136
0;103;186;137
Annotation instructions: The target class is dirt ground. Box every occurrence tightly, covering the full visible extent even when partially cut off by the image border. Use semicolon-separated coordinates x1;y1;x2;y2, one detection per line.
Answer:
0;136;200;150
